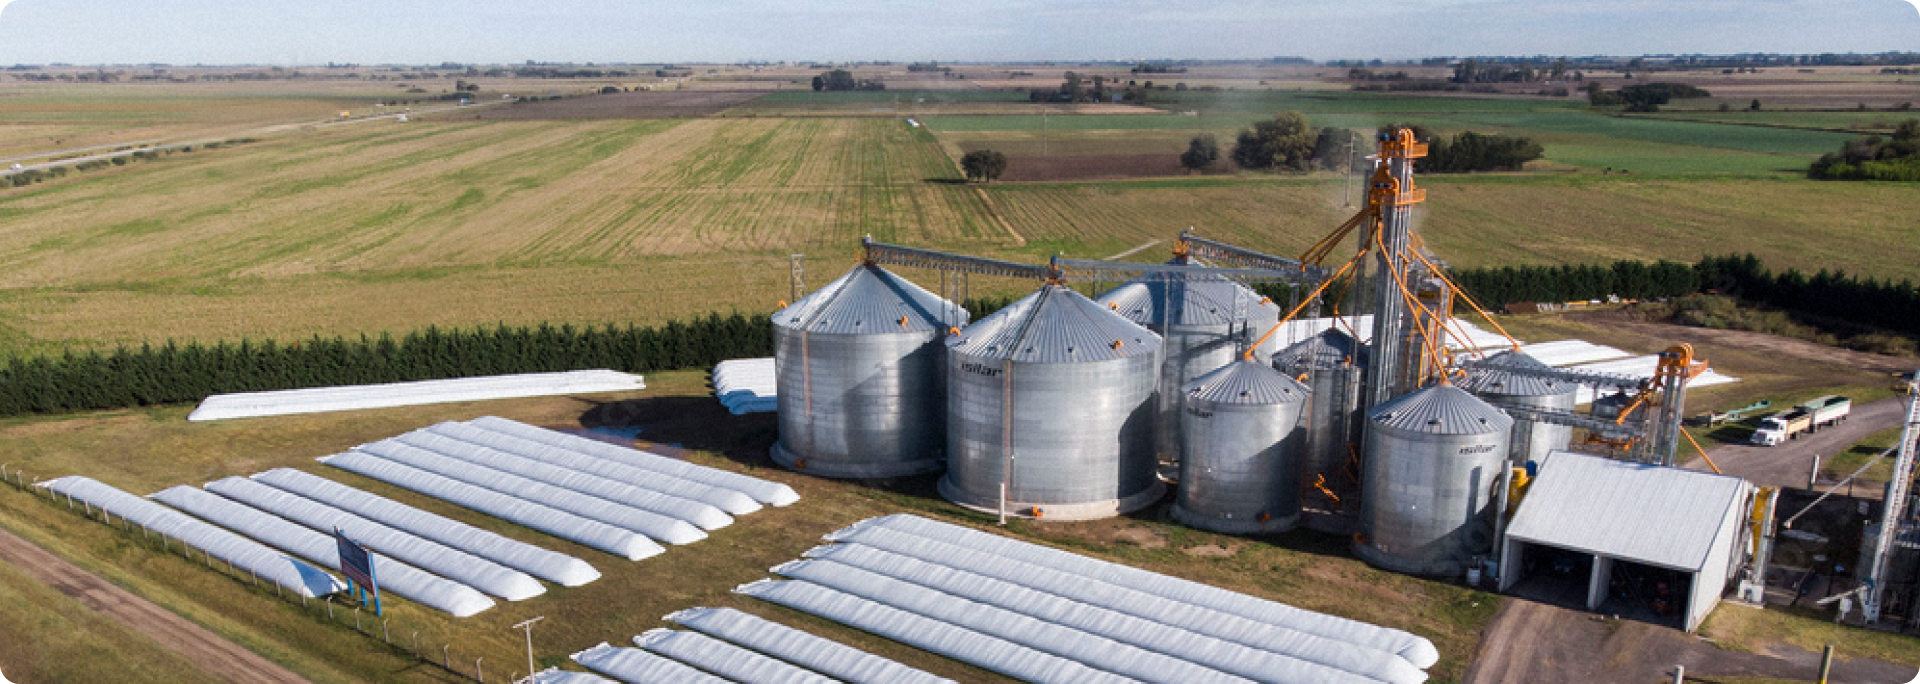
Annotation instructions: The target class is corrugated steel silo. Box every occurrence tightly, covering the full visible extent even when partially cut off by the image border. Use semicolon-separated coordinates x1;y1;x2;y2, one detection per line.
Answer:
1354;384;1512;576
941;283;1165;520
1172;359;1309;534
1096;256;1282;465
1461;349;1576;465
1272;328;1369;529
772;263;967;478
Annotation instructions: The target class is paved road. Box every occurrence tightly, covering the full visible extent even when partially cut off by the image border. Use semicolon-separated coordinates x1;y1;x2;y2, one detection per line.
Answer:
1683;397;1910;494
0;524;311;684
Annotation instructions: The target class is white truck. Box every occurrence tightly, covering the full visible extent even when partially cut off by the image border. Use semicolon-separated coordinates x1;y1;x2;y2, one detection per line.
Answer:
1750;395;1850;446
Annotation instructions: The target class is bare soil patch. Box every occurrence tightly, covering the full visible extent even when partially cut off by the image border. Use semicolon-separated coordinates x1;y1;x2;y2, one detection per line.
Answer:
0;524;308;684
1183;543;1239;558
997;153;1190;181
466;90;767;120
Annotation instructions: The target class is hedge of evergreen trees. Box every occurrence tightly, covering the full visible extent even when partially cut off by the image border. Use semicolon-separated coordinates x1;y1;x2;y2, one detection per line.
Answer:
0;314;771;416
1447;259;1701;310
1696;254;1920;337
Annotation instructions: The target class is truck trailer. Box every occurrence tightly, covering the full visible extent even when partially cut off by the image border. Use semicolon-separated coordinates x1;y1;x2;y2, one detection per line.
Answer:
1750;395;1850;446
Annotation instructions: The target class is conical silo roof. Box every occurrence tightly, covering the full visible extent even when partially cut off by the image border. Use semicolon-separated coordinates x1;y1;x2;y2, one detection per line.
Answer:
1183;358;1309;406
1096;256;1278;328
775;263;963;334
1369;384;1513;435
1460;350;1571;398
1273;328;1369;371
950;284;1160;363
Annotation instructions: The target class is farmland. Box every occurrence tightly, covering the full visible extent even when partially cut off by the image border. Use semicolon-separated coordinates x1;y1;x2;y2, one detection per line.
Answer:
0;61;1917;683
0;68;1916;360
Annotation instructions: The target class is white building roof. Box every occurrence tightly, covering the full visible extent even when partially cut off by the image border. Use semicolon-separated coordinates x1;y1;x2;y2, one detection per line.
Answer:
1506;451;1750;573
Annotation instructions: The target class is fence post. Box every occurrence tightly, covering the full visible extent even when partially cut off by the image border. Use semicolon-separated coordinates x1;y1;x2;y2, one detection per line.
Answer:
475;657;482;682
326;596;333;619
443;644;451;670
383;620;390;644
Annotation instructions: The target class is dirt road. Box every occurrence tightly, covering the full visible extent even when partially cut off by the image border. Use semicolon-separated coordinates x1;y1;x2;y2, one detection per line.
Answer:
1685;397;1910;493
0;524;310;684
1465;599;1916;683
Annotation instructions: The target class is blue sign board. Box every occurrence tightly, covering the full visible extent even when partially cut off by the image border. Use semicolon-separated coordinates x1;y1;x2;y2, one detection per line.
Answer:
334;528;381;615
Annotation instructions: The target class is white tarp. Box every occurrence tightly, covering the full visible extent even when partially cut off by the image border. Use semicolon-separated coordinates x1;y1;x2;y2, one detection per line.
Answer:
1569;355;1740;405
738;578;1138;684
187;370;646;421
530;668;615;684
392;428;732;530
713;358;777;415
35;476;343;598
353;439;707;545
151;486;495;618
319;452;663;561
424;421;761;516
204;476;543;601
571;642;730;684
816;528;1419;684
771;560;1254;684
798;544;1414;684
1516;340;1635;368
634;629;838;684
468;416;800;507
828;514;1440;670
665;606;954;684
250;468;599;587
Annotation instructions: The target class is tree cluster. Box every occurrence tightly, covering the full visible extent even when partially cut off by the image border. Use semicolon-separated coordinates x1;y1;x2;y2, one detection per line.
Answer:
1029;71;1110;103
811;69;884;92
1231;112;1317;172
1697;254;1920;338
1809;119;1920;181
1422;130;1546;173
1586;82;1711;112
0;314;772;417
960;149;1008;182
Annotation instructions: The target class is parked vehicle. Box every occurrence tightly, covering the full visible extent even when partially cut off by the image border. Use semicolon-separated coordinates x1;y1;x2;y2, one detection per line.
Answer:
1750;396;1850;446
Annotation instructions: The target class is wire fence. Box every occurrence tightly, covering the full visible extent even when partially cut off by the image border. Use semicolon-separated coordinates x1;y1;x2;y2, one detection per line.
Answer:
0;466;539;684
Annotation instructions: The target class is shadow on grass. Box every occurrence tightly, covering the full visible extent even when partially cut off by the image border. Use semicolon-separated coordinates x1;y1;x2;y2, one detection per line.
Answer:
572;395;779;470
922;177;971;185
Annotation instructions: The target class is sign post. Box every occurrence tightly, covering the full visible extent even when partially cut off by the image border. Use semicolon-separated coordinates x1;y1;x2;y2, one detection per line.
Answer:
334;528;380;616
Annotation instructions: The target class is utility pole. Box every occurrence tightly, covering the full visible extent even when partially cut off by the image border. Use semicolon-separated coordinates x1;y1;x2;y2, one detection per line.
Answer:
512;616;545;682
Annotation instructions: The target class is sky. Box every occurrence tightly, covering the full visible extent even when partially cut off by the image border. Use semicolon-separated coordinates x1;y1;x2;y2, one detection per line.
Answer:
0;0;1915;65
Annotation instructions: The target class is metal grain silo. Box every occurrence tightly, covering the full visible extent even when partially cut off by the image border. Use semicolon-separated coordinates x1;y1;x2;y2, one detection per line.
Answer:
772;263;967;479
940;283;1164;521
1272;328;1369;529
1461;349;1576;465
1172;359;1309;534
1096;256;1282;466
1354;384;1513;576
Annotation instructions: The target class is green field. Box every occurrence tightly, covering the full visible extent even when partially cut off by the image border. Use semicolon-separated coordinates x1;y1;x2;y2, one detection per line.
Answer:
1;68;1918;682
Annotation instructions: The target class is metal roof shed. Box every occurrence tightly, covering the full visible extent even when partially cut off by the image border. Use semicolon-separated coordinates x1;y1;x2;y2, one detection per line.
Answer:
1498;451;1753;632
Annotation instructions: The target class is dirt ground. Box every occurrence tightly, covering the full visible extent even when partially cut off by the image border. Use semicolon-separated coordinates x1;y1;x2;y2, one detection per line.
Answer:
463;90;767;120
1563;308;1917;378
1465;599;1915;683
997;153;1191;181
0;524;309;684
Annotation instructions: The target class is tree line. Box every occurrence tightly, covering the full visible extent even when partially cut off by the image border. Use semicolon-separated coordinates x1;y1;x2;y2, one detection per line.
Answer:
1447;259;1701;310
1808;119;1920;181
0;314;772;417
1199;114;1544;174
1696;254;1920;338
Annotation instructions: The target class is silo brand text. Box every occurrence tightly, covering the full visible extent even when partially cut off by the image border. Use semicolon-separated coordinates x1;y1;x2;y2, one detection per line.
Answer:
961;362;1003;377
1457;444;1497;455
